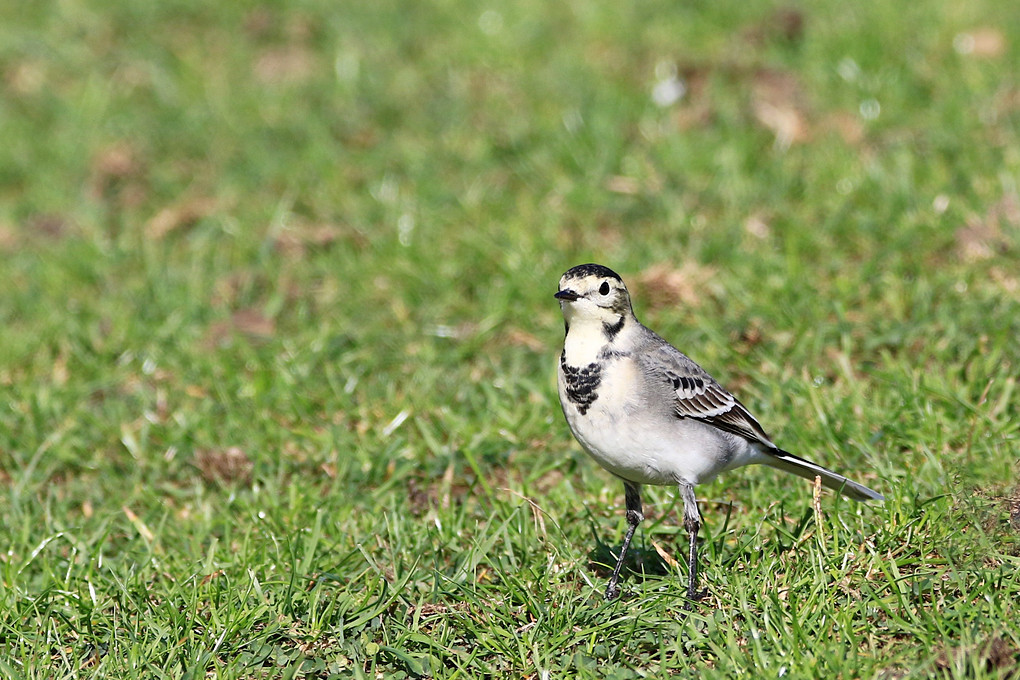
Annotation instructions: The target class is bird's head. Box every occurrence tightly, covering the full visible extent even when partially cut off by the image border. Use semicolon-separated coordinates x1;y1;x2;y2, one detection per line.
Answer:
555;264;634;333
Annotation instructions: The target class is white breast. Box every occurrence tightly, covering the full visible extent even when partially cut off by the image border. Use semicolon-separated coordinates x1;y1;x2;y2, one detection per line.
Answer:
559;355;760;487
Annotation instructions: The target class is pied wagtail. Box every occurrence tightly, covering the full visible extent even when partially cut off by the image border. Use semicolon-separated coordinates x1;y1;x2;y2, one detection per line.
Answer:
554;263;883;603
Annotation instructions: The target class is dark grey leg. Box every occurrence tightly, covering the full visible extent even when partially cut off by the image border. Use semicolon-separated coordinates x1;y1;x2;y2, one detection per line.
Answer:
679;482;706;608
605;482;643;600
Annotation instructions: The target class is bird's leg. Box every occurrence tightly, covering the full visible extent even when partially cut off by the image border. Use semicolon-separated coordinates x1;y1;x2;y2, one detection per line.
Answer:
679;482;707;609
605;482;643;600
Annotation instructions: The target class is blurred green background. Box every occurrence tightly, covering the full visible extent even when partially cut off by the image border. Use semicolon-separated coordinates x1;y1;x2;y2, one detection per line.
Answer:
1;0;1018;677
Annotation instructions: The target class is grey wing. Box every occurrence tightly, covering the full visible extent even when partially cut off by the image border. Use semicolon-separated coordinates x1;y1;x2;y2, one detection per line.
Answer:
640;342;774;446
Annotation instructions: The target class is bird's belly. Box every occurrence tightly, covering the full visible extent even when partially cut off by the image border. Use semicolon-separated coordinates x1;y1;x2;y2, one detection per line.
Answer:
570;413;705;485
563;398;756;487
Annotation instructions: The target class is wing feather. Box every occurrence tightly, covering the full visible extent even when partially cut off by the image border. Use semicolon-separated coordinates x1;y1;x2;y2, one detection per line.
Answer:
640;342;773;445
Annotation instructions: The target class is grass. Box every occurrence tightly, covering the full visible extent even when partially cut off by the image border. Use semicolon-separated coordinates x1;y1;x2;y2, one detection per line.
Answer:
1;0;1019;677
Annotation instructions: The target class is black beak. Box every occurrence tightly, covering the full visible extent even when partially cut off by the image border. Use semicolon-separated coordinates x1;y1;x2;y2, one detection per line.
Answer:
554;289;580;301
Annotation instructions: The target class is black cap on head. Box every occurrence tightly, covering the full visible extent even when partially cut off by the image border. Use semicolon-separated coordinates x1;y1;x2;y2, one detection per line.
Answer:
562;263;622;282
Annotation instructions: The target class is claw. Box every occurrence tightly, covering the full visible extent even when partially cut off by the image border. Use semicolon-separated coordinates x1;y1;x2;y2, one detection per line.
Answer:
682;588;708;611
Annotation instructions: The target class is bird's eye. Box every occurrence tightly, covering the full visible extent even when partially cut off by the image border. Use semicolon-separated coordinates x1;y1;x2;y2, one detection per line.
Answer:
599;281;610;295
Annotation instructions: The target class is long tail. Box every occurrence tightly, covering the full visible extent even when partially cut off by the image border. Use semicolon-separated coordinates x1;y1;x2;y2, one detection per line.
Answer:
764;449;884;502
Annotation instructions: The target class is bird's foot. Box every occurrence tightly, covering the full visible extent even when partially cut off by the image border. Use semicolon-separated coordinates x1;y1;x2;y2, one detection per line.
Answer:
682;587;708;611
605;582;621;601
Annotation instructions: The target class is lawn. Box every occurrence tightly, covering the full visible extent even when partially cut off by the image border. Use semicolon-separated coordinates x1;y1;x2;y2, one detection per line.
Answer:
1;0;1019;677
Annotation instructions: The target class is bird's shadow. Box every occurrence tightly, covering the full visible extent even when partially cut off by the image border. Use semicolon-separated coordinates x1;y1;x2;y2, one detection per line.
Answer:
584;513;672;585
585;500;834;600
583;499;742;588
586;540;671;581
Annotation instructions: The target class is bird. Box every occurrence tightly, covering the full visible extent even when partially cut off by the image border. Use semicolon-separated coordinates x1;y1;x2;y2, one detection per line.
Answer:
554;263;883;604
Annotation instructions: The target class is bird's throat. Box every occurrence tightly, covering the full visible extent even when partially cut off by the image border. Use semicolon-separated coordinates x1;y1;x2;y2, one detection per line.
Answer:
562;327;605;366
562;315;627;366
